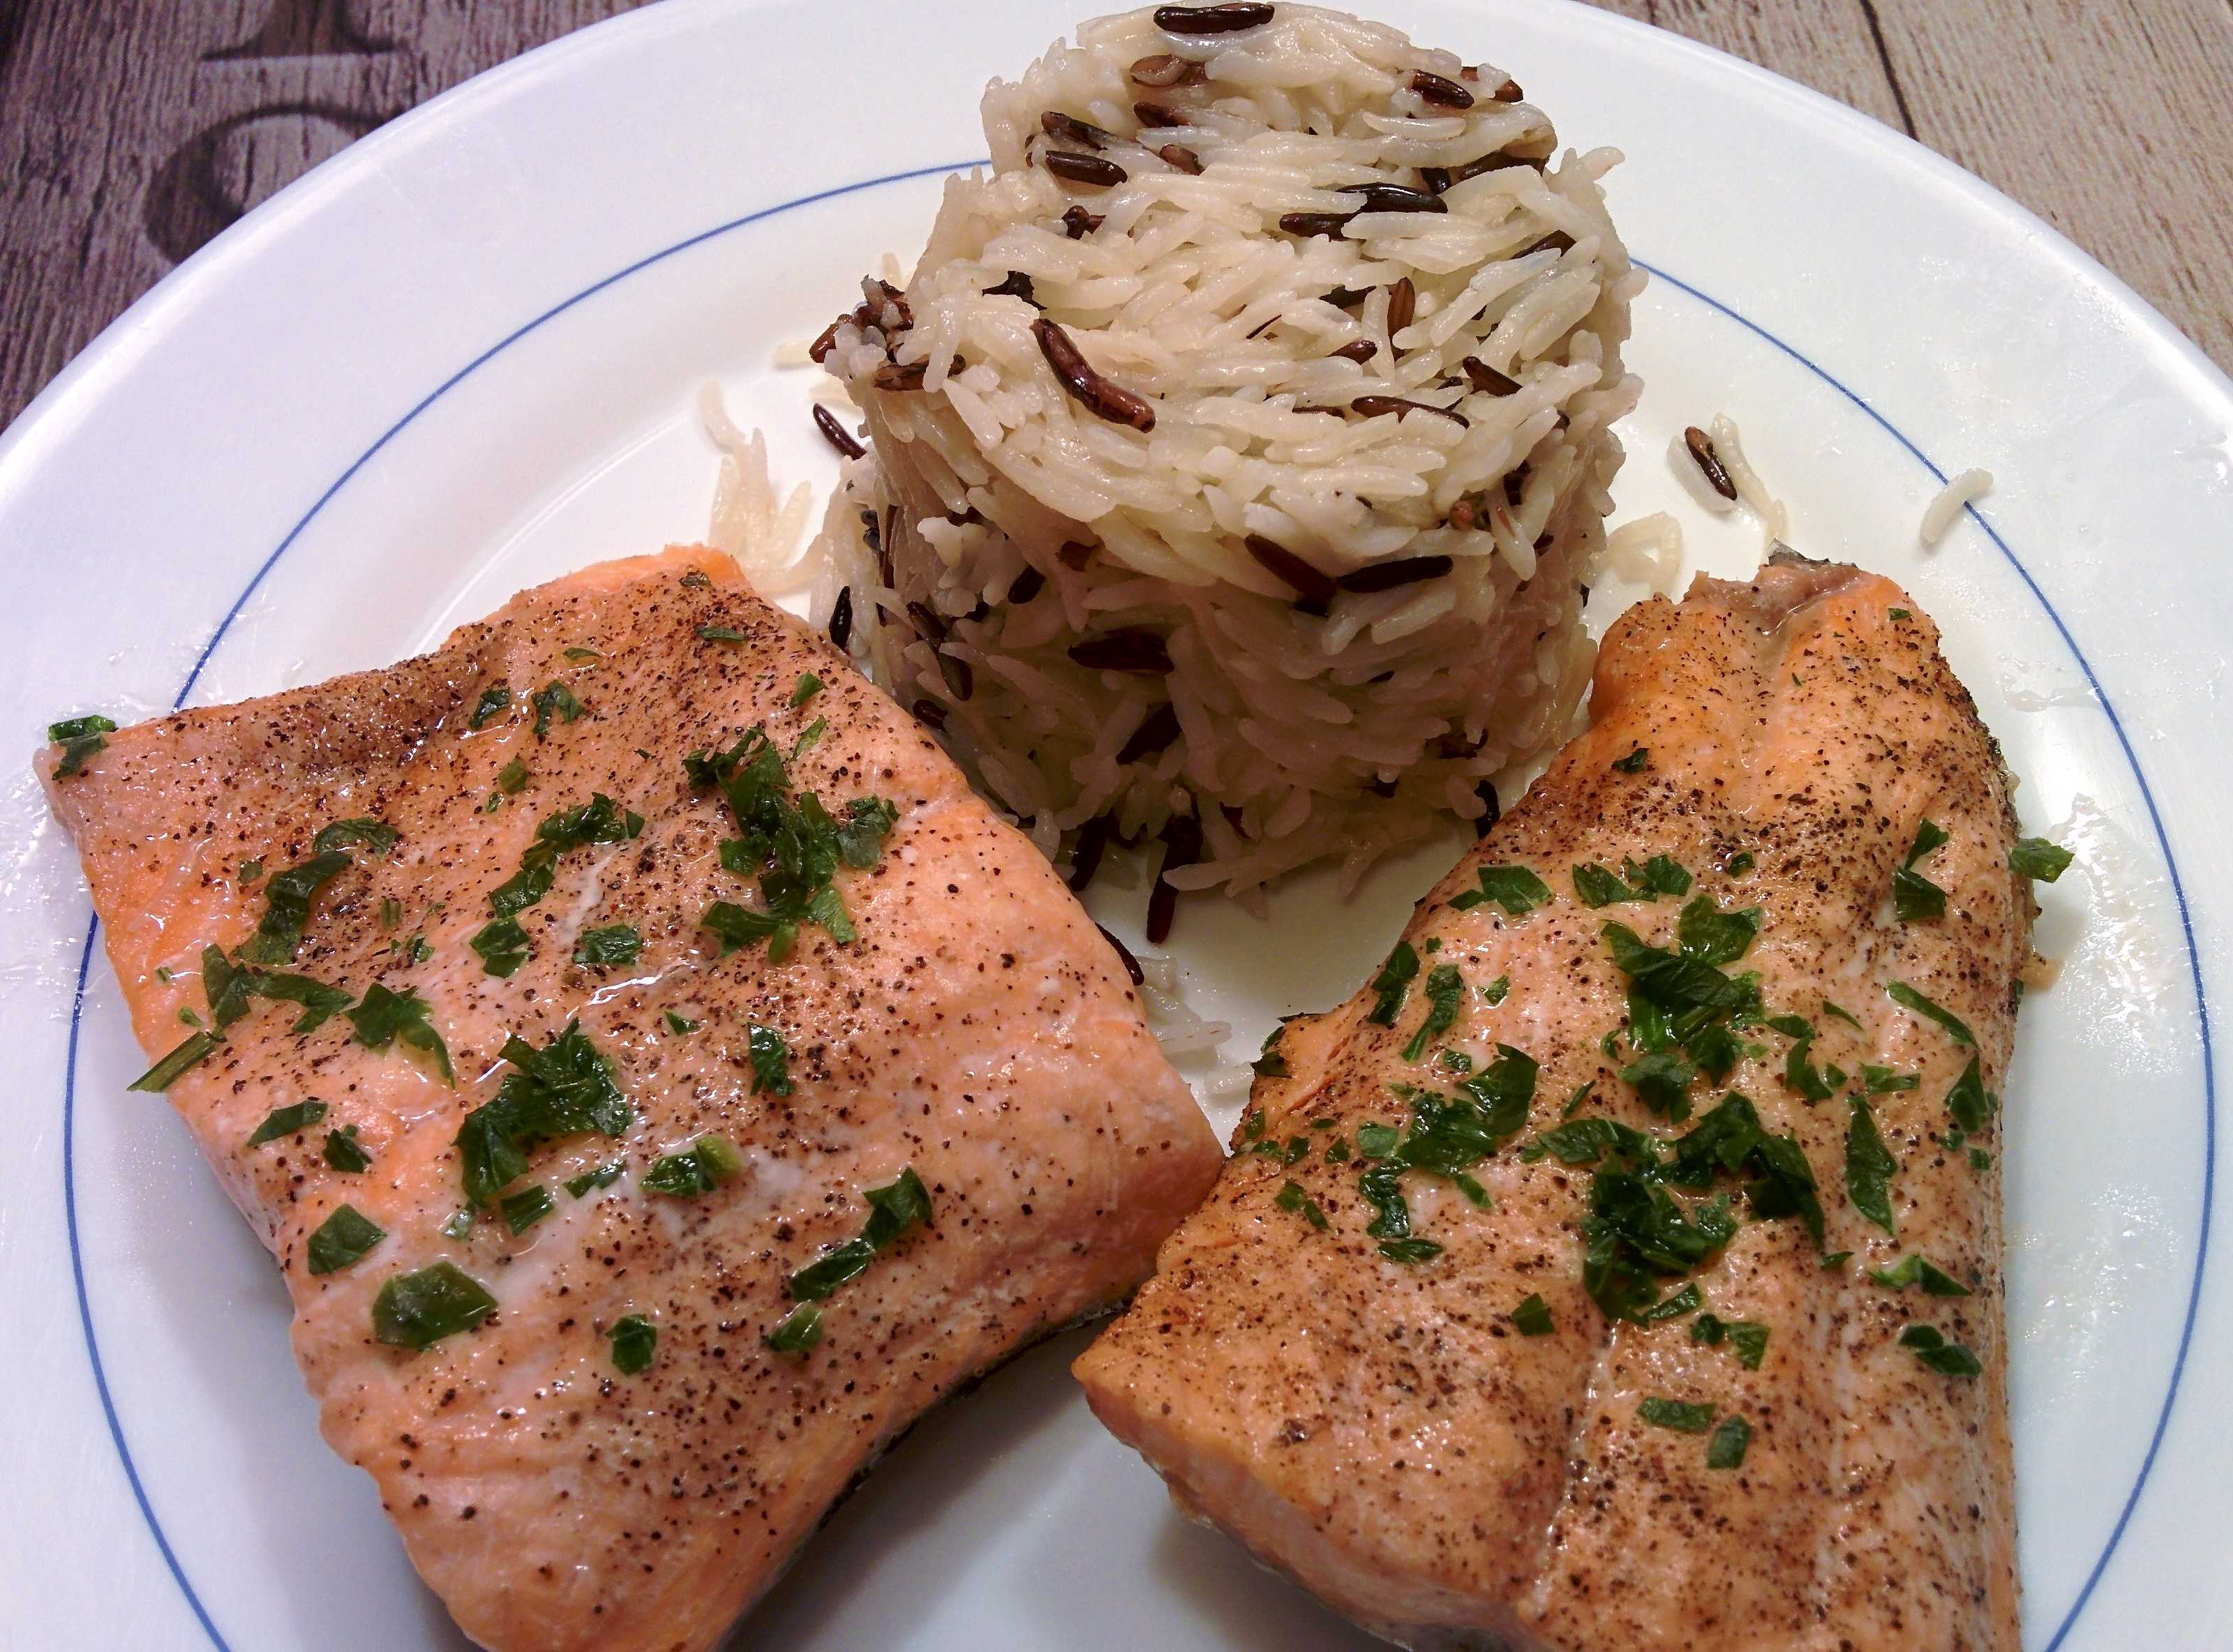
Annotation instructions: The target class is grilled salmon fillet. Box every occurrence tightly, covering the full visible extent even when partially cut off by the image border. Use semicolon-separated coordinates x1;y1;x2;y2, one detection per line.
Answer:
45;544;1221;1651
1075;555;2028;1651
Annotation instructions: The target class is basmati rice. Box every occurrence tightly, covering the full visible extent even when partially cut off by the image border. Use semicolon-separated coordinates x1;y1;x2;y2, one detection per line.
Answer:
806;3;1641;902
1921;467;1992;546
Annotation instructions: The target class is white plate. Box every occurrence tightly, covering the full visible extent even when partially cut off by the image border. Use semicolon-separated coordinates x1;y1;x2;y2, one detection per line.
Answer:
1;1;2226;1646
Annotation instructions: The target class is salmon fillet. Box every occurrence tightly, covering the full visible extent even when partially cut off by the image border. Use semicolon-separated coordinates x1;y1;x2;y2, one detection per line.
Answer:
46;545;1222;1651
1075;555;2028;1651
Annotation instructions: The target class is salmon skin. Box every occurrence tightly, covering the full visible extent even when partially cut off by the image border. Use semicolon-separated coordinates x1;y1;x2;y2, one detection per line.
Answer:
44;545;1222;1652
1075;555;2029;1651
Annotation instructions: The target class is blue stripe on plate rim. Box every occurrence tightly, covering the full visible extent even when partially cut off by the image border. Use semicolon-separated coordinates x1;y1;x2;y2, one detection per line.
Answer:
57;161;2212;1652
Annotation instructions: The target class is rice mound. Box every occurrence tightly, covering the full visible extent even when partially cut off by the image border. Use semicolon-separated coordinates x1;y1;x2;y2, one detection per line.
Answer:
811;2;1643;899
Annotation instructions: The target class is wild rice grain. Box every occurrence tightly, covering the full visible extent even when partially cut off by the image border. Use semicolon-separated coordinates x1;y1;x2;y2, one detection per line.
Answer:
1043;149;1129;188
1135;101;1181;128
1069;630;1174;673
1410;68;1474;108
874;360;928;391
911;698;948;730
938;650;974;700
1068;816;1112;892
1279;211;1354;239
1463;356;1521;395
1684;425;1739;500
1474;779;1502;836
1058;540;1096;569
1034;317;1158;430
1244;533;1337;614
1337;554;1453;593
812;403;865;460
1158;144;1204;174
1352;394;1467;428
1118;702;1183;763
1130;52;1202;87
1008;565;1046;604
808;317;844;364
1147;812;1203;944
1153;3;1274;35
1061;205;1104;239
828;586;854;651
1040;110;1113;147
1387;275;1417;337
1491;77;1524;103
1336;183;1446;214
1098;923;1147;986
1331;339;1377;363
983;270;1041;307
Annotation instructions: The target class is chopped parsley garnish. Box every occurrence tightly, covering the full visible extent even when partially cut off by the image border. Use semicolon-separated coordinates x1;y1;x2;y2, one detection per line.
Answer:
1441;1050;1473;1075
127;1030;221;1092
49;714;117;778
1969;1146;1992;1173
787;1166;932;1300
1943;1055;1999;1134
2010;836;2073;883
1512;1293;1554;1335
440;1208;476;1240
791;673;825;707
1622;1049;1698;1120
495;756;530;795
470;917;532;977
1403;964;1464;1061
766;1303;823;1355
793;717;827;758
574;924;643;968
1481;975;1510;1006
247;1101;327;1146
323;1125;371;1173
697;624;749;643
1561;1082;1592;1119
1251;1025;1290;1079
1366;942;1420;1026
1870;1254;1971;1296
1638;1397;1715;1433
1821;1250;1852;1269
564;1163;623;1198
1376;1238;1444;1265
531;680;585;738
469;686;512;729
1688;1313;1766;1368
313;818;399;855
1893;822;1950;922
239;850;353;965
456;1021;631;1206
202;945;350;1034
563;645;602;663
1275;1180;1329;1229
1888;606;1911;620
1821;998;1863;1029
348;984;453;1083
1353;1048;1536;1248
1638;1282;1702;1323
1886;981;1976;1046
1706;1415;1752;1469
1861;1063;1918;1093
502;1184;555;1235
1726;850;1755;876
1611;746;1649;773
1779;1021;1834;1103
1844;1100;1898;1233
490;793;643;919
1572;863;1636;908
1357;1122;1400;1158
1451;864;1551;916
609;1314;657;1374
306;1204;387;1274
748;1021;793;1095
1899;1322;1983;1376
664;1011;698;1035
641;1134;745;1198
372;1261;498;1351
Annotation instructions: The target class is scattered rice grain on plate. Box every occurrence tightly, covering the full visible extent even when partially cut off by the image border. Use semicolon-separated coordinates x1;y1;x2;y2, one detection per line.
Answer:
1921;467;1993;546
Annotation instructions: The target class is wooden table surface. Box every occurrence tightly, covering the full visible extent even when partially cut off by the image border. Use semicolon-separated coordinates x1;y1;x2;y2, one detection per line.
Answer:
4;0;2230;433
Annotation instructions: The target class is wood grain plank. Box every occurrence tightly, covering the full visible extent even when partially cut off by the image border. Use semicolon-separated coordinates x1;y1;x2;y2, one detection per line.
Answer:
1582;0;1909;130
1874;0;2233;370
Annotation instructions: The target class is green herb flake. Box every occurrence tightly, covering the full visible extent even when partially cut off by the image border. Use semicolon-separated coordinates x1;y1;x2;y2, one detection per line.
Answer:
2010;836;2074;883
471;916;533;977
698;624;749;643
1622;1049;1698;1121
306;1204;387;1275
1403;964;1465;1062
1611;746;1649;773
502;1184;555;1235
1376;1238;1444;1265
456;1021;631;1205
748;1021;793;1096
564;1163;624;1198
1893;865;1947;923
574;924;643;968
1572;863;1639;908
1481;975;1511;1006
1944;1054;1998;1134
469;686;512;729
1969;1146;1993;1173
531;680;585;739
1886;981;1976;1046
1888;606;1911;621
1899;1322;1985;1376
47;713;117;742
1252;1025;1290;1079
791;673;826;708
348;984;454;1083
643;1134;746;1199
1726;1321;1770;1369
239;850;354;966
246;1099;329;1146
1869;1254;1973;1296
766;1302;823;1355
1451;865;1552;916
1638;1397;1716;1434
1844;1099;1899;1235
1821;999;1862;1030
664;1011;699;1035
1275;1180;1329;1230
1513;1293;1554;1336
563;645;602;663
1705;1413;1753;1469
440;1208;476;1241
609;1314;657;1374
50;719;114;779
495;756;530;795
1821;1250;1852;1269
313;818;400;856
1638;1282;1703;1323
1726;850;1756;876
238;858;265;885
323;1126;372;1173
372;1261;498;1351
788;1166;932;1300
1366;942;1421;1026
1862;1063;1919;1094
127;1030;223;1092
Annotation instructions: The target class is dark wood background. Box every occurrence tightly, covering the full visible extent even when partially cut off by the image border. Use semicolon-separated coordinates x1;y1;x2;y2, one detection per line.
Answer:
4;0;2230;433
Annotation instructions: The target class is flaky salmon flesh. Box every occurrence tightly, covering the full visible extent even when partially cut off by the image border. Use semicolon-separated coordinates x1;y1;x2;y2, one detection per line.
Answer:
1077;555;2029;1651
44;545;1223;1652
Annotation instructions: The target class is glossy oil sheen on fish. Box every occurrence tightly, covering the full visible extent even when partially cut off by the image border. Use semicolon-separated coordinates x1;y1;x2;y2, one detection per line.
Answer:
1076;555;2028;1651
44;545;1223;1652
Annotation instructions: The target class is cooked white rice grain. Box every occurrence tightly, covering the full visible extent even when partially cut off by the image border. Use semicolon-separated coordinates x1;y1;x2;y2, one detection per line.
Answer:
1922;467;1993;546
